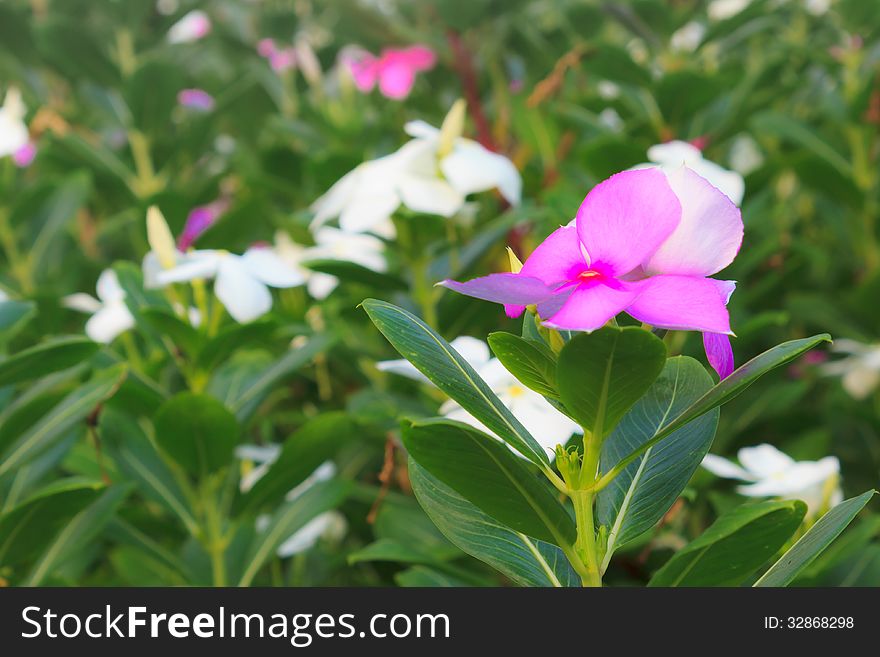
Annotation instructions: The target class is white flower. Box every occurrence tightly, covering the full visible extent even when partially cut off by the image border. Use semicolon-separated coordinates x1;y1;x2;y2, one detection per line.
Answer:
63;270;135;344
0;86;29;158
311;100;521;237
702;444;843;515
378;336;581;456
670;21;706;52
805;0;831;15
598;108;624;132
636;140;745;204
274;227;387;300
167;10;211;44
821;339;880;400
147;247;304;323
708;0;751;21
597;80;620;100
237;448;347;558
729;134;764;175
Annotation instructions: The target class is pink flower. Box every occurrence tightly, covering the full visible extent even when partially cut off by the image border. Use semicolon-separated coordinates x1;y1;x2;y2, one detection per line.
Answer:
12;141;36;168
257;39;297;72
441;168;743;378
167;10;211;44
177;88;215;111
177;199;229;250
344;45;436;100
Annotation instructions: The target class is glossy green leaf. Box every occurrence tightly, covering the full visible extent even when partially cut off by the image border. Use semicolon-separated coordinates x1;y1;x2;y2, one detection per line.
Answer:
597;334;832;488
755;491;876;587
488;332;558;397
0;336;98;388
235;412;355;515
0;300;35;339
153;392;240;477
0;364;127;478
556;327;667;438
25;483;131;585
238;478;350;586
410;461;580;587
403;418;576;546
139;308;201;357
648;499;807;587
598;357;719;566
195;320;277;371
363;299;548;465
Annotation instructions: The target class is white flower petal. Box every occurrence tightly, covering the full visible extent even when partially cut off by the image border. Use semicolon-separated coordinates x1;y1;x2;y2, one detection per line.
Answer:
276;511;346;557
441;141;522;206
63;293;102;314
95;269;126;303
214;256;272;323
241;247;305;288
396;173;464;217
155;251;220;285
85;303;134;343
701;453;754;481
737;444;796;478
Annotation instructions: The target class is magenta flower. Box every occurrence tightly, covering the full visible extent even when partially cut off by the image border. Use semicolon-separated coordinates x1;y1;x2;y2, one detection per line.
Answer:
441;168;743;378
257;39;297;72
12;141;36;168
177;88;215;111
177;199;229;250
344;45;436;100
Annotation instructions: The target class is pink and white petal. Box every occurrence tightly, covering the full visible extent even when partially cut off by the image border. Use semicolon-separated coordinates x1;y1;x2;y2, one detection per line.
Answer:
396;173;464;217
439;273;559;306
543;281;640;332
85;304;134;344
518;225;588;285
625;274;732;334
241;247;305;288
643;167;743;277
690;158;745;205
701;453;753;481
347;55;379;92
214;257;273;323
575;168;681;276
377;59;417;99
737;444;795;478
441;141;522;205
704;332;735;379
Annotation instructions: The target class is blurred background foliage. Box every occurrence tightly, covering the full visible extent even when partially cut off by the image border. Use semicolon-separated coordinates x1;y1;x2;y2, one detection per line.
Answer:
0;0;879;586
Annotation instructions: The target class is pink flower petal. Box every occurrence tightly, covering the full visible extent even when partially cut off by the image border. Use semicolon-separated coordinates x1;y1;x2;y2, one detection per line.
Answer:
576;168;681;277
519;225;589;284
12;142;36;168
543;280;641;332
439;273;558;309
257;39;277;58
625;275;733;334
704;332;734;379
377;59;417;99
643;167;743;277
389;45;437;71
177;88;215;111
347;54;380;92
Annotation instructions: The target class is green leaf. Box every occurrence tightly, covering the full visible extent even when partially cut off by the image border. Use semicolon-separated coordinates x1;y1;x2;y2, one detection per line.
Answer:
395;565;471;587
363;299;548;466
403;419;576;547
348;538;438;566
25;483;131;585
598;357;719;565
238;478;350;586
0;364;127;478
153;392;240;477
648;499;807;587
0;336;99;388
0;479;104;567
27;172;92;280
195;320;277;371
488;332;558;397
410;461;580;587
0;300;35;339
751;111;852;176
303;259;407;291
597;334;831;487
755;491;876;587
223;334;334;422
556;327;667;438
139;309;201;357
100;407;199;535
235;412;354;515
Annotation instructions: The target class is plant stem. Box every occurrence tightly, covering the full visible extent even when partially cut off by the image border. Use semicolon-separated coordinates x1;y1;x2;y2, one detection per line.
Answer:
573;432;603;586
202;479;227;587
412;257;439;327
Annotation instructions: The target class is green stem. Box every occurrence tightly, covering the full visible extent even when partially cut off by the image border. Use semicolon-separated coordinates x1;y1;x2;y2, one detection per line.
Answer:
202;482;227;587
573;432;603;586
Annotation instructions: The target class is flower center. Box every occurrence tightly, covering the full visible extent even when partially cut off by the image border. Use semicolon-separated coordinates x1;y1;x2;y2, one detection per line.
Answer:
577;269;603;281
507;385;526;398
